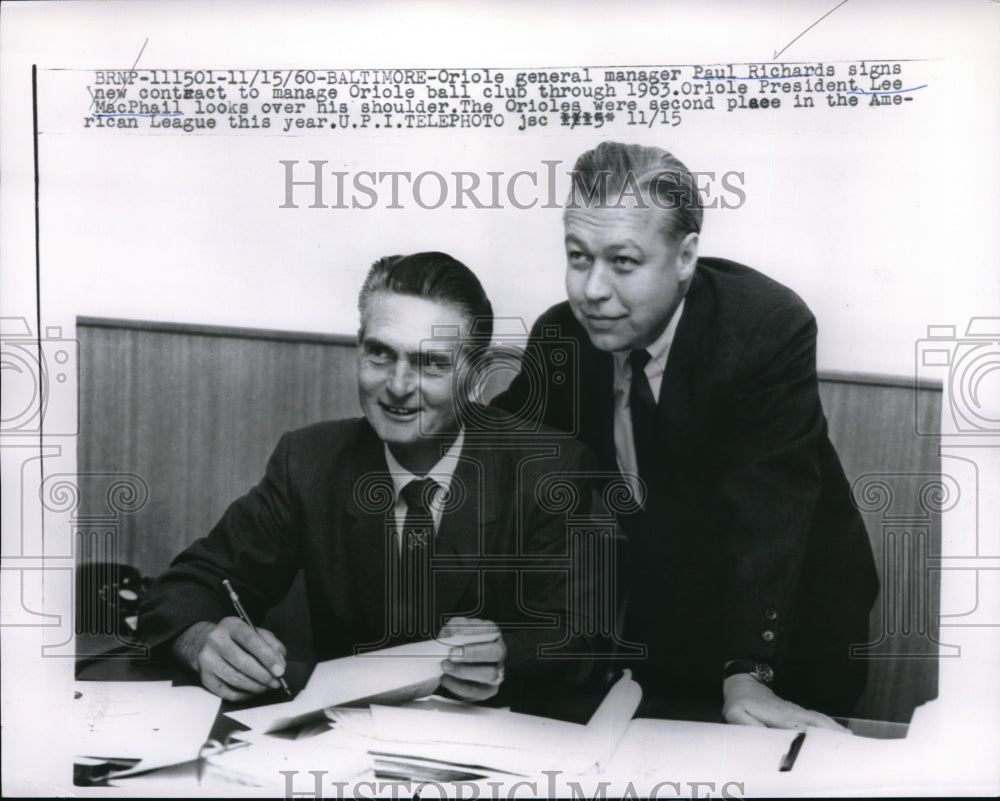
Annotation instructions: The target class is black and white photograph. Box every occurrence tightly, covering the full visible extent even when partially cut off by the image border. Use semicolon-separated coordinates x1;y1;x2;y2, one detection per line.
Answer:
1;1;998;796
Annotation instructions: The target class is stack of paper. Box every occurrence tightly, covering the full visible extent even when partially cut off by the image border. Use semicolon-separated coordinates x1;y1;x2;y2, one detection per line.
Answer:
364;670;643;778
211;667;642;787
203;721;372;790
211;639;641;788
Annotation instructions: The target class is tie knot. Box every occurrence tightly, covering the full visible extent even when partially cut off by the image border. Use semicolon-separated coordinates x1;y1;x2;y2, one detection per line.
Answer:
628;349;652;372
400;477;438;513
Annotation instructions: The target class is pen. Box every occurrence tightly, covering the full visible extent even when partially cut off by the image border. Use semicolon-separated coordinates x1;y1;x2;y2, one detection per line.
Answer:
779;731;806;772
222;579;292;697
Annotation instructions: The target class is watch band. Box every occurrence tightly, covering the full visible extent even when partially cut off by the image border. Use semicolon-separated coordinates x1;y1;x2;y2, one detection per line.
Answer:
723;659;775;685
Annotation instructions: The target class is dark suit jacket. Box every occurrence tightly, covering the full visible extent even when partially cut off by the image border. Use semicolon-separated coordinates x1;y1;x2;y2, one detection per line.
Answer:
492;257;879;716
138;407;601;709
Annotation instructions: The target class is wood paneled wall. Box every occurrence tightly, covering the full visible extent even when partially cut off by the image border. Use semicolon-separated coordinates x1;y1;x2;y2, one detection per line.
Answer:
77;318;942;721
77;319;361;577
817;376;942;722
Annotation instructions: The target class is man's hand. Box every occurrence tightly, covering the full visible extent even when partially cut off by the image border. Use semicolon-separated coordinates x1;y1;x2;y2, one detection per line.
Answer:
722;674;848;731
172;617;287;701
437;616;506;702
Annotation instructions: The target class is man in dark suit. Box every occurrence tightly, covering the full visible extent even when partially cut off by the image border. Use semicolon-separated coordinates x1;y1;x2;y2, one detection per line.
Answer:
493;142;879;728
139;252;600;709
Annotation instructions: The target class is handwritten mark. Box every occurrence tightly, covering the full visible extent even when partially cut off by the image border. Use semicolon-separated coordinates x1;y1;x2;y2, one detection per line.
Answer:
89;37;149;110
848;84;927;95
773;0;850;59
698;76;781;81
93;113;184;117
128;38;149;78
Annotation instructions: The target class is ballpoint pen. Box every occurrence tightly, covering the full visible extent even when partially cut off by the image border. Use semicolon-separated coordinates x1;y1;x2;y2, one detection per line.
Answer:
779;731;806;772
222;579;292;697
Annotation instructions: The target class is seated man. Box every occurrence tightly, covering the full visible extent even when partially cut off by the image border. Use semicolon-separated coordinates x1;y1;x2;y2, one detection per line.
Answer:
139;251;600;709
493;142;879;728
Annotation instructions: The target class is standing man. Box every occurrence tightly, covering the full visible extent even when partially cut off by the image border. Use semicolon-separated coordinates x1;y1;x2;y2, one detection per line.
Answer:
140;251;599;710
493;142;878;728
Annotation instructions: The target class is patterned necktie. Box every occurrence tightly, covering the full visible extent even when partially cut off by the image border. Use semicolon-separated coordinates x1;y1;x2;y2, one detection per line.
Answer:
396;477;437;639
628;349;658;486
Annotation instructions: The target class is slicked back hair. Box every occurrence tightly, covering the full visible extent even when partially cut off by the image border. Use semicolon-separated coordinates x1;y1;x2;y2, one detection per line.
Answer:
565;141;703;241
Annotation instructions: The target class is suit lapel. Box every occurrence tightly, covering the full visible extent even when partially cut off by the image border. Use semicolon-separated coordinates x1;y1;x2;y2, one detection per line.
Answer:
658;268;710;456
432;443;498;621
341;426;397;637
582;339;617;470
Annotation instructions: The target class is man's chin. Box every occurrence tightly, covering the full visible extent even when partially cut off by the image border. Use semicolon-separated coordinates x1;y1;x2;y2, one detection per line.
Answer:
375;421;419;441
372;419;454;444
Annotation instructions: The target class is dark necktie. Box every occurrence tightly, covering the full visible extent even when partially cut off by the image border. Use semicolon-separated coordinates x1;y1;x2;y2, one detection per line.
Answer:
396;477;437;639
628;349;658;485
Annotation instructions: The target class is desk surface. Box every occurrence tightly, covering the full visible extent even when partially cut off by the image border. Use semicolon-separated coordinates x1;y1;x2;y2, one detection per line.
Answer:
74;650;913;797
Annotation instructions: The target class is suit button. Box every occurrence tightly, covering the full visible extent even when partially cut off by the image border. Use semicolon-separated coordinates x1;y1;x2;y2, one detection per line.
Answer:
762;630;775;642
765;608;778;620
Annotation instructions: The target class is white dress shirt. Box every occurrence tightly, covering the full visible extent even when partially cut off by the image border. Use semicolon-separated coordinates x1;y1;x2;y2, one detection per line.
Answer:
383;429;465;548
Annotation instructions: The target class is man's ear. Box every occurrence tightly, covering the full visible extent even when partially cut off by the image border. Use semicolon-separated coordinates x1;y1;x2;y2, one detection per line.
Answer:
466;374;485;405
462;348;493;405
465;362;487;404
676;232;699;282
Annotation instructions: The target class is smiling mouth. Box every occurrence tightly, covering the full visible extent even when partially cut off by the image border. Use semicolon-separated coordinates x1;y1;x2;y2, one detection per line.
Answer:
585;314;625;326
379;402;419;418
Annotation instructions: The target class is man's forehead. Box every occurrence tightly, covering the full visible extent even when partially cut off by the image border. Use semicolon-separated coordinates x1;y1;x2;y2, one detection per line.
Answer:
361;291;472;345
564;202;665;239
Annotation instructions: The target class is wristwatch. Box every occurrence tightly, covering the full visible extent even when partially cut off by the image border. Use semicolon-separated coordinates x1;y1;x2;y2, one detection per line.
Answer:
723;659;775;686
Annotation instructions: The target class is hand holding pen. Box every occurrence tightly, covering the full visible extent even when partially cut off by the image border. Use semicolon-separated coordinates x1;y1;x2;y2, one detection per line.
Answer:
169;580;292;701
222;579;292;697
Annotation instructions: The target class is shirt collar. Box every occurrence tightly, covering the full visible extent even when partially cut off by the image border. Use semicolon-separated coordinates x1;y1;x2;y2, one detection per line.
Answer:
612;297;686;388
383;429;465;499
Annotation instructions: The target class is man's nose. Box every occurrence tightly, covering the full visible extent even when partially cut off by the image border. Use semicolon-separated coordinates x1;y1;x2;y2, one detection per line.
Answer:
583;261;613;302
386;358;417;396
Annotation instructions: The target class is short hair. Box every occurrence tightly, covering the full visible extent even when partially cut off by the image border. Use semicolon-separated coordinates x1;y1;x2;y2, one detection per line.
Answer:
565;141;703;241
357;251;494;355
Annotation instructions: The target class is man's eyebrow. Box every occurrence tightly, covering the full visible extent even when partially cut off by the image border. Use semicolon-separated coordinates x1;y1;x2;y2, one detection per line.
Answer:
361;336;395;353
422;348;455;363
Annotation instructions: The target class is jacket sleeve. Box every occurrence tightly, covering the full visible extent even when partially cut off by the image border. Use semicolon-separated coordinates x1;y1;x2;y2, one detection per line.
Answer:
137;432;302;651
712;303;828;671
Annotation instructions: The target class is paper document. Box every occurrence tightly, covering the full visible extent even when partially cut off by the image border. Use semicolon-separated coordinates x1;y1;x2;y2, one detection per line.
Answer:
73;681;221;777
225;633;497;733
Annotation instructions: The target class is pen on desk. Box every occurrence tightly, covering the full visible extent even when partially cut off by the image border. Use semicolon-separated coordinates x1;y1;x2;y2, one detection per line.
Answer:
779;730;806;772
222;579;292;697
